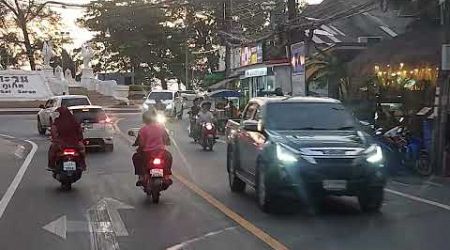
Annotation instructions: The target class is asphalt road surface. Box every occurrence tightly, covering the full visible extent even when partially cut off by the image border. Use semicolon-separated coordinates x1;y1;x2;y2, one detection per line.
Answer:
1;113;450;250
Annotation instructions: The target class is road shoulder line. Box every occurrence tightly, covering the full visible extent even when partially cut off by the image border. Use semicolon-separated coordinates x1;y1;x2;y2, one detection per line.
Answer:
0;136;38;220
385;188;450;211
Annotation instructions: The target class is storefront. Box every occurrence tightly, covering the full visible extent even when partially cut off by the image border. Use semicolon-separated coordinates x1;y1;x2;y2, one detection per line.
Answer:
234;62;291;105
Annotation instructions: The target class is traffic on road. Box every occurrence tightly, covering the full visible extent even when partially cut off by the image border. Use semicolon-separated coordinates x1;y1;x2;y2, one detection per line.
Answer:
1;0;450;250
0;93;450;250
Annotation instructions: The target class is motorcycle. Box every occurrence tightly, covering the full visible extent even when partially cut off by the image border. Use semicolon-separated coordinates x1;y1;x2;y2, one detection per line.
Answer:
188;112;199;142
200;122;216;151
128;130;172;203
375;126;432;176
51;147;83;190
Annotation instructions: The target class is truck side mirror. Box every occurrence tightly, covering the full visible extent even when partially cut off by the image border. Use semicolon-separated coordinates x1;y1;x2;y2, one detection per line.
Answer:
39;104;45;109
128;130;135;137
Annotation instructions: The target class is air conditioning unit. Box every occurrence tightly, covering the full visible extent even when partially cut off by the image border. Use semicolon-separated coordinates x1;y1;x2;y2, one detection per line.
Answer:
442;44;450;71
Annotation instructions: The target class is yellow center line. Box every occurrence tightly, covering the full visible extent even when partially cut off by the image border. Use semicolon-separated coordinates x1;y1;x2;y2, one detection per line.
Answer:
114;118;289;250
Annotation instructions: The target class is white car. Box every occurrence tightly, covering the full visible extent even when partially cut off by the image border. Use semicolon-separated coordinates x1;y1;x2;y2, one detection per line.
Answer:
69;105;115;152
142;90;184;119
37;95;92;135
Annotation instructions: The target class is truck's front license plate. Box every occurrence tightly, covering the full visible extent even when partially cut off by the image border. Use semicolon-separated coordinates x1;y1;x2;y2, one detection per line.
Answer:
323;180;347;191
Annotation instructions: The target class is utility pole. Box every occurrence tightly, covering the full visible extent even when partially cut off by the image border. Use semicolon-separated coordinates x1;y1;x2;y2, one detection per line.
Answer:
224;0;232;77
436;0;450;175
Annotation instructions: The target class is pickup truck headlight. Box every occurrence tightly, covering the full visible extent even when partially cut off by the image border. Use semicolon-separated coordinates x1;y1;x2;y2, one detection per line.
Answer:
142;103;149;110
365;144;383;164
276;144;298;163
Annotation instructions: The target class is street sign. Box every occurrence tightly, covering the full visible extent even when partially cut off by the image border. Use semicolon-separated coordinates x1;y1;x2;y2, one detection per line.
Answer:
42;198;134;249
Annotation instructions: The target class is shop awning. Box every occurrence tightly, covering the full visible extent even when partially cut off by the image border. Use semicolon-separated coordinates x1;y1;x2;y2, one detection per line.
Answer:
349;25;444;76
207;78;237;91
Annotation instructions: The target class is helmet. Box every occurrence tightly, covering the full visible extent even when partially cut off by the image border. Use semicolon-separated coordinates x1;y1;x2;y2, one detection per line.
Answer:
143;109;156;123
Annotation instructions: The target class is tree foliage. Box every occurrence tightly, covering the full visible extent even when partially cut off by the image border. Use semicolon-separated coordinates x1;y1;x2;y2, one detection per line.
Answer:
81;0;222;88
0;0;63;70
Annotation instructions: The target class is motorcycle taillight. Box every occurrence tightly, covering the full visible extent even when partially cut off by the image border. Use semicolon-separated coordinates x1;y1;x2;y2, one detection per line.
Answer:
153;158;162;166
63;149;78;156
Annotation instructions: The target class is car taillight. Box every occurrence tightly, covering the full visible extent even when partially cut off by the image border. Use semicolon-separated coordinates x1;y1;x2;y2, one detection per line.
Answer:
63;149;78;156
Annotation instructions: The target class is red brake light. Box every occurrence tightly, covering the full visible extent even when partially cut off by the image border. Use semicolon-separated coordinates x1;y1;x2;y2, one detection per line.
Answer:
63;149;77;156
153;158;162;165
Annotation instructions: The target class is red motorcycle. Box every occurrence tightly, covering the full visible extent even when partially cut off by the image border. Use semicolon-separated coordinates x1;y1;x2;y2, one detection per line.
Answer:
51;147;83;190
200;122;217;151
140;150;172;203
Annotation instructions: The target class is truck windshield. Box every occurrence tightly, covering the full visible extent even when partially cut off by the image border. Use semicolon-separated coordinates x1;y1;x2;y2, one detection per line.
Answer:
148;92;173;100
266;102;356;131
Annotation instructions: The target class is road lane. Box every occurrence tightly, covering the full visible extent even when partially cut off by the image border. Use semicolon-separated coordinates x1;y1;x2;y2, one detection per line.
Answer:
117;114;450;250
0;115;268;250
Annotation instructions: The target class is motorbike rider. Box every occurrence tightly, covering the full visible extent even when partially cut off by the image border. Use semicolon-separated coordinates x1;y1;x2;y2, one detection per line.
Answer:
196;101;214;125
154;98;166;111
132;110;172;187
48;106;86;171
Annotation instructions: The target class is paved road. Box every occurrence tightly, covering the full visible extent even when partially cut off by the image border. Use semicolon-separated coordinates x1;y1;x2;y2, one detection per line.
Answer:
0;114;450;250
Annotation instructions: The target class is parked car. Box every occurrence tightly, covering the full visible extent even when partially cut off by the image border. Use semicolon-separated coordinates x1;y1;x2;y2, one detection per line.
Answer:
226;97;386;213
37;95;92;135
142;90;184;119
69;105;115;152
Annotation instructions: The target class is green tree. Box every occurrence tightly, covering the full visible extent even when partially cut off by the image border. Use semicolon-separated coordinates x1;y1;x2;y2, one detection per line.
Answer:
307;53;349;99
0;0;63;70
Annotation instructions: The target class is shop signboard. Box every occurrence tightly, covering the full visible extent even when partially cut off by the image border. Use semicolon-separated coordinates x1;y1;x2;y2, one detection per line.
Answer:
291;42;305;75
244;67;267;78
0;70;53;100
241;43;263;67
290;42;306;96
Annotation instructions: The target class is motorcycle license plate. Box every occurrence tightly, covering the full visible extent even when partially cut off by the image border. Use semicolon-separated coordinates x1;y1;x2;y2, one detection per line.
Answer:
207;134;214;138
322;180;347;191
150;169;164;177
63;161;77;171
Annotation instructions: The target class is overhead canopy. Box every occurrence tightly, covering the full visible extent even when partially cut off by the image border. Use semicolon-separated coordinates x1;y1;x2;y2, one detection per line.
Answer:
349;25;444;76
207;89;241;98
207;78;237;91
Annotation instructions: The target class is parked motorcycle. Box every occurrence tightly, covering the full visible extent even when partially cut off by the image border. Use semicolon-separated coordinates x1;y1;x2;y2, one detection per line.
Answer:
375;126;432;176
200;122;217;151
51;147;83;190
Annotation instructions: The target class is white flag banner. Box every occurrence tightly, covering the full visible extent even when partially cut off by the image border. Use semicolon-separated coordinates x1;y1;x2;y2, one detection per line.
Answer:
0;70;53;101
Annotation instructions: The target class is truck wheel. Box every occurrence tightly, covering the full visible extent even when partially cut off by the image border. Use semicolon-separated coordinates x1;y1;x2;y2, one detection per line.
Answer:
358;187;384;213
256;166;276;213
37;117;46;135
227;150;245;193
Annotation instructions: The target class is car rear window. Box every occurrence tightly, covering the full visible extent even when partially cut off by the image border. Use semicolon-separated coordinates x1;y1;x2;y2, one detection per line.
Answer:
72;108;107;124
61;98;90;107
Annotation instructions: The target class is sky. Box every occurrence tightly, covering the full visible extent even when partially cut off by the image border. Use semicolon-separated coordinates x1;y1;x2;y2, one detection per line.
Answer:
55;0;324;49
